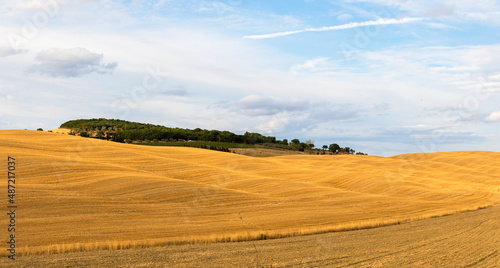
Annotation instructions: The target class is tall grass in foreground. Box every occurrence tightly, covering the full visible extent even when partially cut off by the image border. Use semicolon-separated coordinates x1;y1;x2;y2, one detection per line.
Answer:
10;204;492;258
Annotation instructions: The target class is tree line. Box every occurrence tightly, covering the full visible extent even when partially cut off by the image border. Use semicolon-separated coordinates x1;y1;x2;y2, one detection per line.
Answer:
60;118;365;154
62;119;277;144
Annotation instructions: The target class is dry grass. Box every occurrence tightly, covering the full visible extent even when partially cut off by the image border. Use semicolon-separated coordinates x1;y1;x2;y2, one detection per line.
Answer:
1;130;499;257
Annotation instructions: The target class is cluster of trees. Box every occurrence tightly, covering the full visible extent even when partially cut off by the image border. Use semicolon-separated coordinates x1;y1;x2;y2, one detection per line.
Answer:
320;144;366;155
61;119;366;154
288;139;314;152
61;119;277;145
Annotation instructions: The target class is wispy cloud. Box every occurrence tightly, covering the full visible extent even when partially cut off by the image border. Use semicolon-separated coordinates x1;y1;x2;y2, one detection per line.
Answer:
244;17;423;39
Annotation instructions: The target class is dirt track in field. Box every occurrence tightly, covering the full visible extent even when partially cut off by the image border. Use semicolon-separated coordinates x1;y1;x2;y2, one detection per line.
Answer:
4;204;499;267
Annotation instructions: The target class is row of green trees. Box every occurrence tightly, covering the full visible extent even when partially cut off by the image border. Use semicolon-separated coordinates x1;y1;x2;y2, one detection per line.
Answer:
61;119;366;154
62;119;277;145
320;144;365;155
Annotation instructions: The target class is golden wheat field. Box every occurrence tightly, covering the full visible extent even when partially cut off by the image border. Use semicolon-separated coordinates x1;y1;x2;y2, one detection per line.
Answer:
1;129;500;258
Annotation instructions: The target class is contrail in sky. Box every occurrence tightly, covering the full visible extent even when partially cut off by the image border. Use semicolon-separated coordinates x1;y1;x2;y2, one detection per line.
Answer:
244;17;423;39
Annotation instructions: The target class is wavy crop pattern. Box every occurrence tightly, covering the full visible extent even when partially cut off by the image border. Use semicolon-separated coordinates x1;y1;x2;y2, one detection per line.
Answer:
1;130;499;256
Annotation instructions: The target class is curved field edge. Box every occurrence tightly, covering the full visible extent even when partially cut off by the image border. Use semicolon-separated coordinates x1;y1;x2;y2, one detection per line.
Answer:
12;204;493;257
1;130;499;257
3;204;500;267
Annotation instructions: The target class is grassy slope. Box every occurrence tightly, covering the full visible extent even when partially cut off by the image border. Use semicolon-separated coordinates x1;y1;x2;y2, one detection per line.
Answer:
1;130;499;256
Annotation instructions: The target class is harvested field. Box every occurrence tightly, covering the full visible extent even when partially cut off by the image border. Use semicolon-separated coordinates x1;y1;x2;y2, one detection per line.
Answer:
3;204;499;267
1;130;499;260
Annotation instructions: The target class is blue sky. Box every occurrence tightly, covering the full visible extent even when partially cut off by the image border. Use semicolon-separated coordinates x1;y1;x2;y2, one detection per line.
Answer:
1;0;500;156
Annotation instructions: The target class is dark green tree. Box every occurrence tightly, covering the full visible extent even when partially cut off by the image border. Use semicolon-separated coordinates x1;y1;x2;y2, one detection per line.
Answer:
329;143;340;154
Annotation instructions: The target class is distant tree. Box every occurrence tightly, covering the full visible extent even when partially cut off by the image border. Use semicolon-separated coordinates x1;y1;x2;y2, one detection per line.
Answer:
288;139;301;151
298;142;308;152
37;128;43;131
322;145;328;151
79;131;89;137
329;143;340;154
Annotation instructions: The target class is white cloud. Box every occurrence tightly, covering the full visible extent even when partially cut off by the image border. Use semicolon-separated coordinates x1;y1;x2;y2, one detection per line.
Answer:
31;47;117;77
0;46;27;57
290;57;332;74
0;0;47;10
404;124;440;131
256;116;290;134
244;17;423;39
486;111;500;122
232;95;309;116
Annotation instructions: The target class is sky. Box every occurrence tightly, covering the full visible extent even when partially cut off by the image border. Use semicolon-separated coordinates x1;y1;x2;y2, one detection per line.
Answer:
1;0;500;156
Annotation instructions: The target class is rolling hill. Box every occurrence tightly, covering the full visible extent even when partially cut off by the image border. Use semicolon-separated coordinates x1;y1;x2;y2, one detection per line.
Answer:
1;129;499;257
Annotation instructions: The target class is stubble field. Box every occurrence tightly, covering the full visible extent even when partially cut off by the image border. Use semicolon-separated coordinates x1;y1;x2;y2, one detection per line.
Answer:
1;130;499;266
4;204;499;267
